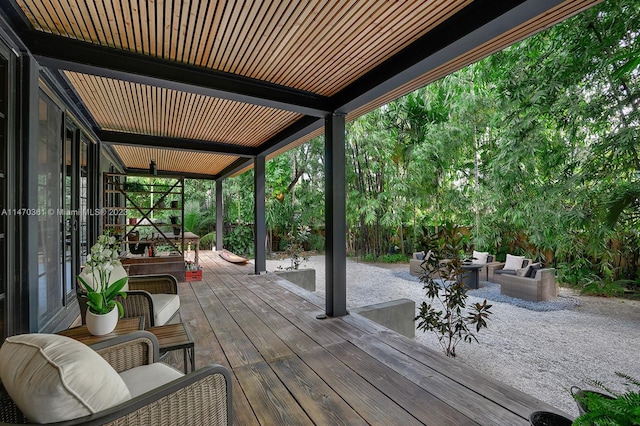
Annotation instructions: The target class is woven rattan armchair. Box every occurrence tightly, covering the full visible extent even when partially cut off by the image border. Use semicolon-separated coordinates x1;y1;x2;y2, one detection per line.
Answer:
0;331;232;425
77;272;180;327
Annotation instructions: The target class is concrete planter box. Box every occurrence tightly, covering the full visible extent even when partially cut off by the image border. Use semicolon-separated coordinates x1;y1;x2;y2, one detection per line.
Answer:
273;268;316;292
352;298;416;338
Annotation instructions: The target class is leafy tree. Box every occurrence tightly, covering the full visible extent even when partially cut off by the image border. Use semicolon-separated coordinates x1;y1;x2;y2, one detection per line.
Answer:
415;224;492;357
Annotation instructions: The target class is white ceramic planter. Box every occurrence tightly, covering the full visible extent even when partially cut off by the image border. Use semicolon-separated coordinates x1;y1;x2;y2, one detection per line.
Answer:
86;307;119;336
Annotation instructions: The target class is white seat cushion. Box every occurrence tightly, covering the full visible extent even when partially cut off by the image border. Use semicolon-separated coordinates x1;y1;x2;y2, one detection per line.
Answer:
472;251;489;265
119;363;184;398
504;254;525;271
0;334;130;423
150;293;180;325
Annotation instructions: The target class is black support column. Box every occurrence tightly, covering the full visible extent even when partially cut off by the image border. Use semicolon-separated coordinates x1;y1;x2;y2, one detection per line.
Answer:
253;155;266;274
325;113;347;317
215;179;223;251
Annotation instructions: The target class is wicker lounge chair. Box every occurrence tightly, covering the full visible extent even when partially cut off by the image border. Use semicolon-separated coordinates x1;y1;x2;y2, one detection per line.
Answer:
487;256;558;302
0;331;231;425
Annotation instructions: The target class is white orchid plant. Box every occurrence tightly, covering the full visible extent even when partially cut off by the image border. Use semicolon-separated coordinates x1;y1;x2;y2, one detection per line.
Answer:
77;234;127;316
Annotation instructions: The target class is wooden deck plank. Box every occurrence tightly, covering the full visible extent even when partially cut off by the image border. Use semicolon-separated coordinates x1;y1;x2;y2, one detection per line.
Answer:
243;279;346;347
172;251;567;425
234;361;314;426
189;279;263;368
233;288;322;354
349;334;542;425
228;372;261;426
372;330;565;417
214;287;296;362
270;355;369;426
299;346;425;426
326;340;481;426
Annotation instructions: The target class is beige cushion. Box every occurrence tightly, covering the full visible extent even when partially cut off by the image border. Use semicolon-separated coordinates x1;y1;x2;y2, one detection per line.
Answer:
150;293;180;325
78;264;130;291
119;363;184;398
472;251;489;265
0;334;130;423
516;266;529;277
504;254;524;271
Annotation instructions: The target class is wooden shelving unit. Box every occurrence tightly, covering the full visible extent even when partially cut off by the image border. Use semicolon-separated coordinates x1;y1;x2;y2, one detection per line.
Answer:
103;173;186;280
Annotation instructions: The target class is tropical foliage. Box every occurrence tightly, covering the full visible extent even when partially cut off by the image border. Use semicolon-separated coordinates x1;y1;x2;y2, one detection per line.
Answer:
192;0;640;290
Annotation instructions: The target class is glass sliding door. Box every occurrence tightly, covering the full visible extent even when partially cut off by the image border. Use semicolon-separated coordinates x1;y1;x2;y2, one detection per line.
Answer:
79;135;89;267
37;91;63;327
0;46;10;341
63;127;73;301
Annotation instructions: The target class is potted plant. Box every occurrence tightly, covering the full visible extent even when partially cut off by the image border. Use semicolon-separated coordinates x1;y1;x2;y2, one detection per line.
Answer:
528;411;572;426
77;234;128;335
274;225;316;291
571;372;640;425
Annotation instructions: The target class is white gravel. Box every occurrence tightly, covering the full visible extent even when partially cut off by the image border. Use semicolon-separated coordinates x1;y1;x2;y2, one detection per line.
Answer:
266;255;640;417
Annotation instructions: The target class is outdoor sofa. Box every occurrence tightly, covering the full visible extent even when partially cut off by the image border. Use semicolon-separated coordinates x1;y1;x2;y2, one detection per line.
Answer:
488;254;558;302
0;331;231;425
410;250;495;280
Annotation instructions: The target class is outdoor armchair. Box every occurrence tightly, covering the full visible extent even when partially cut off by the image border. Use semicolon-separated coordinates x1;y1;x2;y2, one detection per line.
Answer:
0;331;232;425
77;265;180;327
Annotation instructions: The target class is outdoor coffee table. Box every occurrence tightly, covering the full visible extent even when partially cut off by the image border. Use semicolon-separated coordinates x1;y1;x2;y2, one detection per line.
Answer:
461;263;483;289
57;317;145;345
146;322;195;373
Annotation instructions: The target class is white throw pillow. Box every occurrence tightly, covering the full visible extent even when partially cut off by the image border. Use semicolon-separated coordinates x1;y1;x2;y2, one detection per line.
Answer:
0;333;131;423
78;264;129;291
472;251;489;265
504;254;525;271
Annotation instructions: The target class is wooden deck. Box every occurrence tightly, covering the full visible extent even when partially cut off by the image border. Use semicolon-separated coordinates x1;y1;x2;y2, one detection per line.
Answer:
176;251;567;425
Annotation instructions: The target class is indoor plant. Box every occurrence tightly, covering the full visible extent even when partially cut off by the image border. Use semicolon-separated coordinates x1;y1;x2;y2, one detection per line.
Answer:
77;234;128;335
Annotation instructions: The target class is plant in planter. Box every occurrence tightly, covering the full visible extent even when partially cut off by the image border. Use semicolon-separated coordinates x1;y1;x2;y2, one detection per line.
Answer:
279;225;310;270
77;234;128;335
414;223;493;357
571;372;640;425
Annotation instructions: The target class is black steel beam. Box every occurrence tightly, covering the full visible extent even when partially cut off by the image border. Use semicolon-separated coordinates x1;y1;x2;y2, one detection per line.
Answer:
100;130;256;158
216;158;254;180
42;69;101;138
124;167;215;181
331;0;561;113
256;116;324;157
24;31;332;117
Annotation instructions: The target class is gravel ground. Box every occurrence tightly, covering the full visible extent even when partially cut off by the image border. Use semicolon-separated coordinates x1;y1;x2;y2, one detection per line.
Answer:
266;255;640;417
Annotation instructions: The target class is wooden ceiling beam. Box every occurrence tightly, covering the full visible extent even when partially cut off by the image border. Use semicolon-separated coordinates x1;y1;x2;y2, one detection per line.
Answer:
99;130;257;158
24;31;332;118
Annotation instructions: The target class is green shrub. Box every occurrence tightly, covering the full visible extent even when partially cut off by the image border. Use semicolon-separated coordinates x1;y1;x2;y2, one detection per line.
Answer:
223;224;254;257
415;223;493;358
573;372;640;426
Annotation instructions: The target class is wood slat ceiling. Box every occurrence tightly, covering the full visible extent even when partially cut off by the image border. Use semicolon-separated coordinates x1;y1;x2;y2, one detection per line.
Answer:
11;0;603;178
65;71;301;146
111;145;238;176
18;0;470;96
254;0;604;165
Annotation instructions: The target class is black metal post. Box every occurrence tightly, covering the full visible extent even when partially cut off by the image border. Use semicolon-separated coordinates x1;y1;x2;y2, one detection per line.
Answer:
254;155;266;274
216;179;223;251
325;113;347;317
